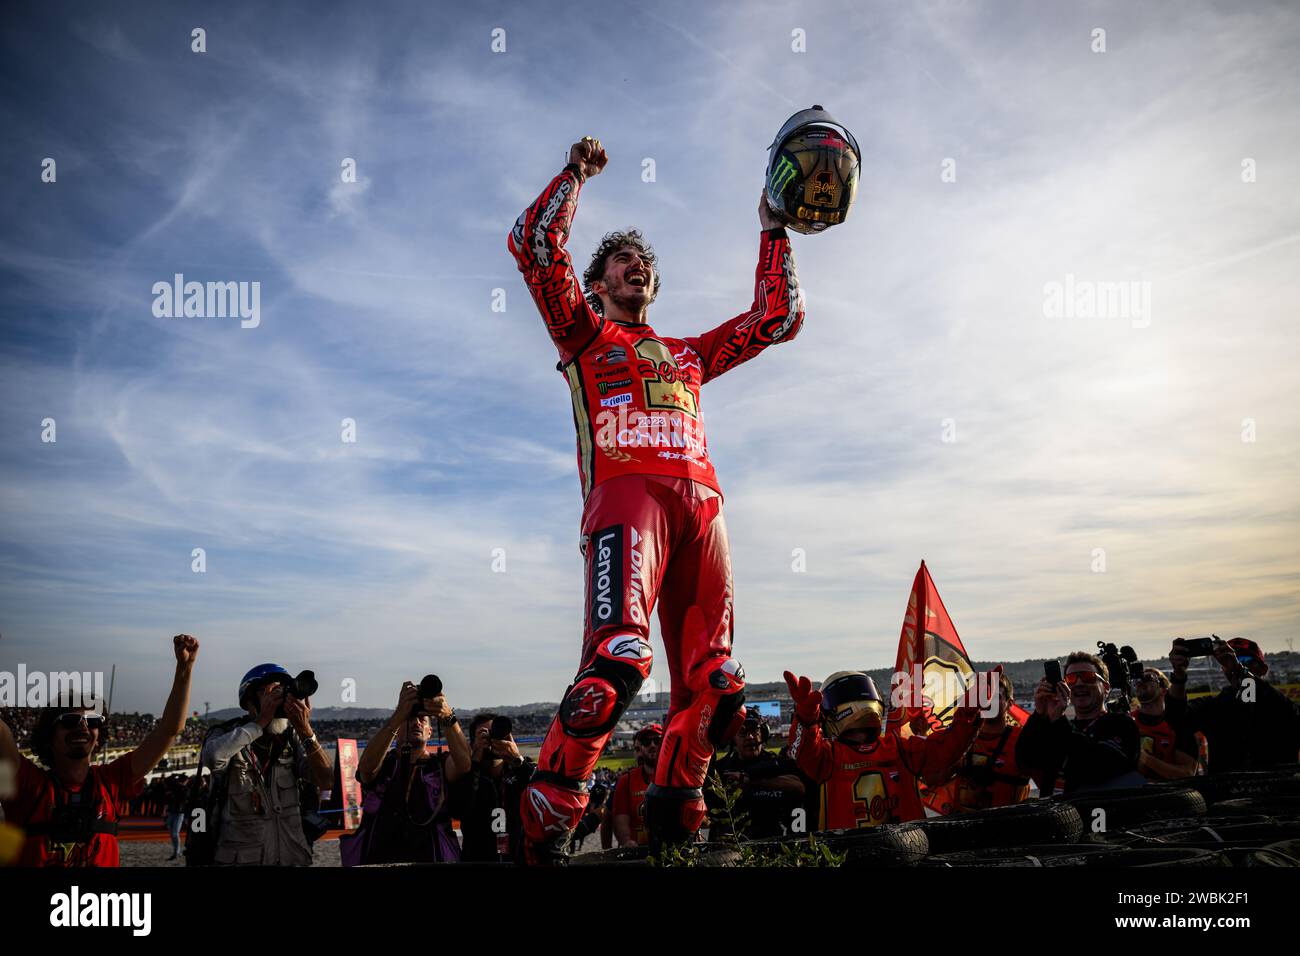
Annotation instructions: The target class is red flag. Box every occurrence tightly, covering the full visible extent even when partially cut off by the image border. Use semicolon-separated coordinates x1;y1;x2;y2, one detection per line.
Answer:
889;561;1030;732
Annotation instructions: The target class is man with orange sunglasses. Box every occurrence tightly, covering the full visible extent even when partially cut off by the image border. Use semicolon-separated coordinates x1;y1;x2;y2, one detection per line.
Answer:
1016;650;1140;795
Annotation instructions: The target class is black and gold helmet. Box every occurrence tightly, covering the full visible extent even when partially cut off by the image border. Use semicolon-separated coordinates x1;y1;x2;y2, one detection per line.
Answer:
820;671;884;738
765;105;861;235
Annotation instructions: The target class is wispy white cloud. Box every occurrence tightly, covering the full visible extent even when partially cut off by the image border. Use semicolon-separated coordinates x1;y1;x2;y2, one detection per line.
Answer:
2;1;1298;711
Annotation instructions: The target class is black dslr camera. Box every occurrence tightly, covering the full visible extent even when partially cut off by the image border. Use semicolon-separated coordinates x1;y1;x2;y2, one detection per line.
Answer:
411;674;443;716
273;670;318;717
283;670;318;700
1097;642;1140;713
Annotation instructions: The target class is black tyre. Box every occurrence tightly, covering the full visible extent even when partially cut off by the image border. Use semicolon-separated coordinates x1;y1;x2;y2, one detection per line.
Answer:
1162;766;1300;803
1116;847;1230;868
1211;796;1300;820
745;822;929;867
919;801;1083;854
1240;839;1300;867
1062;786;1206;831
923;844;1226;867
921;844;1124;867
1106;815;1281;849
569;845;650;867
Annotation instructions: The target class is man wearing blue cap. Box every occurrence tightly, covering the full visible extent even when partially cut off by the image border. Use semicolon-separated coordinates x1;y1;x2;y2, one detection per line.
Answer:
200;663;332;866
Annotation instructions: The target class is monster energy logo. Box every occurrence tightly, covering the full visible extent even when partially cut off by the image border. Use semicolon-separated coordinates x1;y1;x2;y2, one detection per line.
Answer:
770;154;799;193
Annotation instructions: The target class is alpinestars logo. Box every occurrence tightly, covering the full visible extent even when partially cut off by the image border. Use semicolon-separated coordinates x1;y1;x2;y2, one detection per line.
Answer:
608;634;651;662
526;789;572;834
530;178;572;268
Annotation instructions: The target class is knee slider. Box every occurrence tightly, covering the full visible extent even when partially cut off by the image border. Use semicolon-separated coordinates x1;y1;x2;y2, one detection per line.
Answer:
558;632;652;739
703;658;746;747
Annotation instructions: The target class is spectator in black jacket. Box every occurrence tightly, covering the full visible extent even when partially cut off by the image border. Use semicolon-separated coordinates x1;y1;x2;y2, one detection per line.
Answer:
453;713;534;863
1016;651;1140;794
708;715;805;839
1165;637;1299;773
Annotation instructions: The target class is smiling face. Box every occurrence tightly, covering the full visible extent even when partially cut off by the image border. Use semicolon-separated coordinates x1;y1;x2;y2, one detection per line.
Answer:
594;244;656;315
53;709;100;762
1065;661;1108;717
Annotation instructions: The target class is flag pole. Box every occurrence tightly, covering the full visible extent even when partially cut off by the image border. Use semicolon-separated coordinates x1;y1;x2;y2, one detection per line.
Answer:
103;664;116;765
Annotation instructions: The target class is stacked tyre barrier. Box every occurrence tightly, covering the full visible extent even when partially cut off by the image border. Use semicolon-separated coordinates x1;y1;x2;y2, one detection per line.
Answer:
573;765;1300;867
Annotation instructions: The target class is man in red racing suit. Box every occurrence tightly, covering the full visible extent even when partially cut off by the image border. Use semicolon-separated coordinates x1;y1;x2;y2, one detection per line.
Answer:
508;137;804;862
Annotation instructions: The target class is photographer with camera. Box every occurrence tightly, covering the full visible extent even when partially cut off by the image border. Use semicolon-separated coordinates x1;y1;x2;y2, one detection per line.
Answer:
200;663;332;866
341;677;470;865
708;714;805;838
1165;637;1299;774
0;634;198;867
1133;667;1198;781
454;712;535;862
1016;651;1141;794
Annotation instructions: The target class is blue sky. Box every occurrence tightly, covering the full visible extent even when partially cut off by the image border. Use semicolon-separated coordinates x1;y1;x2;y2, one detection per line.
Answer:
1;1;1298;714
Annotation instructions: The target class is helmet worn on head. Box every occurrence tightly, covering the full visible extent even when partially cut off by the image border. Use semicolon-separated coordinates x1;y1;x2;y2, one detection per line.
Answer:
765;105;861;235
819;671;884;738
238;663;291;710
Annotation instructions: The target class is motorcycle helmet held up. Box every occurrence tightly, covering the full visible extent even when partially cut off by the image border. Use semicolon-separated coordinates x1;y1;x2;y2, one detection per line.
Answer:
765;105;861;235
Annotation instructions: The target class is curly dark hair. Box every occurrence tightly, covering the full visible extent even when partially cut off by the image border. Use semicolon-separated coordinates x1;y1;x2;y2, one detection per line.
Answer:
583;229;660;316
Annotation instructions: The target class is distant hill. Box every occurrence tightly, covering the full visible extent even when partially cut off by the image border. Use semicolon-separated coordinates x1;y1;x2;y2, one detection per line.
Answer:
204;702;565;724
204;651;1299;722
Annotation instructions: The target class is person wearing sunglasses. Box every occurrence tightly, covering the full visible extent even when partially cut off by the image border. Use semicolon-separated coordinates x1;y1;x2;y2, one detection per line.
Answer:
611;724;663;848
0;634;199;866
1165;637;1299;774
1015;650;1141;795
1132;668;1199;781
707;714;805;839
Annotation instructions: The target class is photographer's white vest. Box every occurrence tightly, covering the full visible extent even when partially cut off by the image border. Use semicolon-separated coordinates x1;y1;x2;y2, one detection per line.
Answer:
215;739;312;866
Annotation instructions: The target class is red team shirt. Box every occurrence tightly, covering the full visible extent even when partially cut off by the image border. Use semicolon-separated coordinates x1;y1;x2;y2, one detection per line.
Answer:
788;713;979;830
2;753;142;867
926;723;1030;814
508;166;804;499
611;764;653;846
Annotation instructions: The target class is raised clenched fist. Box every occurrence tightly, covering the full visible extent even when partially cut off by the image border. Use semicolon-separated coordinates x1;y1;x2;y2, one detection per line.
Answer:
568;137;608;178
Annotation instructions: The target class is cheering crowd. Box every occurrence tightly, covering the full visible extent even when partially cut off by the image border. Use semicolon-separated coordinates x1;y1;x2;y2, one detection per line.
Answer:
1;633;1297;867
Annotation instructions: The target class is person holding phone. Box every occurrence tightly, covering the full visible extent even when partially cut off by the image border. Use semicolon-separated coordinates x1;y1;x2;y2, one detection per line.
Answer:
1165;637;1298;774
1016;651;1141;794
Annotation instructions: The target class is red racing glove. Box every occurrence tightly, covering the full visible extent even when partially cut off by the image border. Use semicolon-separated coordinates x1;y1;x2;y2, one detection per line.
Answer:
783;671;822;726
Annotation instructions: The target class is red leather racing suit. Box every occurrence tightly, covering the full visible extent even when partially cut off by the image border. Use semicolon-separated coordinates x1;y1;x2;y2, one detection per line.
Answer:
508;163;803;859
